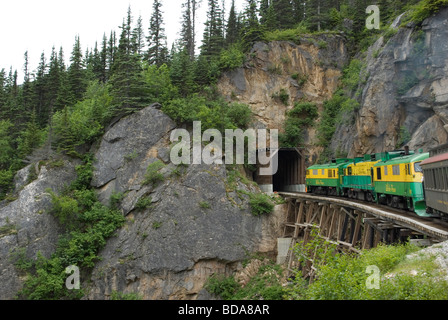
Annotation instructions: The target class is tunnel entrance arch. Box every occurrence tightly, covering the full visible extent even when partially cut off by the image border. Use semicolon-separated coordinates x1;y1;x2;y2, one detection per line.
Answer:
255;148;305;193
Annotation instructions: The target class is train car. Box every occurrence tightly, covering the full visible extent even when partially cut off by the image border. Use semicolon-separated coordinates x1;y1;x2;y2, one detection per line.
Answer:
305;158;352;196
420;146;448;219
342;155;379;202
373;152;429;216
341;151;409;202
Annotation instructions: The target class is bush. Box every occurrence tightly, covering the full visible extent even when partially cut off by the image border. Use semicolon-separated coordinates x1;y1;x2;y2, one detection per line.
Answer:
248;193;275;216
205;261;286;300
52;81;113;154
219;46;245;71
404;0;448;26
143;160;166;186
286;239;448;300
227;103;253;129
0;169;13;199
279;102;318;148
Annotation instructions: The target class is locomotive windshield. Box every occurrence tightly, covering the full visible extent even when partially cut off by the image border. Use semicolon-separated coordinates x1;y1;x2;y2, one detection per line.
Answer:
414;162;423;173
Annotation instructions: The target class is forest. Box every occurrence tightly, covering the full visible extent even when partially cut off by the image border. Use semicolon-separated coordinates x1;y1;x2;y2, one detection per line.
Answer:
0;0;442;201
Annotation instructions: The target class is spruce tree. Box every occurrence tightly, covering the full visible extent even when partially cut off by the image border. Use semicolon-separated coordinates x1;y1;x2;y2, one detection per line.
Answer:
273;0;295;29
68;35;87;104
132;15;145;58
109;7;149;113
181;0;195;60
200;0;225;59
147;0;168;66
225;0;239;46
34;52;49;126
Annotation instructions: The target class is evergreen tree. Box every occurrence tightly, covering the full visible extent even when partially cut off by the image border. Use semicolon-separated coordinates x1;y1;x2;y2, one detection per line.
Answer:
34;52;49;126
21;51;35;121
225;0;239;46
292;0;306;24
0;69;7;118
48;47;63;111
147;0;168;66
107;31;117;73
68;35;87;104
170;46;195;97
132;15;145;58
200;0;225;59
56;47;72;110
243;0;259;29
109;8;149;112
181;0;195;59
273;0;295;29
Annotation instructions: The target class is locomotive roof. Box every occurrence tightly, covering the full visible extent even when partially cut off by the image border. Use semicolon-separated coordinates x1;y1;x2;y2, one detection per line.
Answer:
307;159;352;169
420;152;448;166
374;152;429;166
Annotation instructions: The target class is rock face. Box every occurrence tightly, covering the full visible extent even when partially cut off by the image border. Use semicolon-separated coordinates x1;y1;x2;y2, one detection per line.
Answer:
217;35;349;159
332;8;448;156
85;105;287;299
0;159;80;299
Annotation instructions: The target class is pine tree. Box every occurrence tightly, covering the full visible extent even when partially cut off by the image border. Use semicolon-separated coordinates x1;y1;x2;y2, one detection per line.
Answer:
107;31;117;74
56;47;71;110
225;0;239;46
22;51;34;118
181;0;195;59
0;69;7;119
48;47;62;111
200;0;225;59
273;0;295;29
292;0;306;24
132;15;145;58
34;52;49;126
170;46;195;97
68;35;87;104
243;0;259;29
147;0;168;66
109;7;149;113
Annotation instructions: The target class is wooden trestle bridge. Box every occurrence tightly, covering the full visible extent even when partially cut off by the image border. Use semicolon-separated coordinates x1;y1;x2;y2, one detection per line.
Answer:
278;192;448;282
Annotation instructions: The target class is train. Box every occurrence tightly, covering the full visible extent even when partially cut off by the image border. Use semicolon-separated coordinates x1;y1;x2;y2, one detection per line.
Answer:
305;146;448;219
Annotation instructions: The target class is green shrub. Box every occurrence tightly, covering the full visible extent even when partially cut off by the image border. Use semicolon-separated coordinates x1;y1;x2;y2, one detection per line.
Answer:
279;102;318;148
110;291;143;300
205;261;286;300
199;201;211;209
205;274;240;299
143;160;166;186
0;169;13;199
403;0;448;26
248;193;274;216
227;103;253;129
342;59;364;91
219;45;245;71
135;196;153;210
271;89;289;105
286;238;448;300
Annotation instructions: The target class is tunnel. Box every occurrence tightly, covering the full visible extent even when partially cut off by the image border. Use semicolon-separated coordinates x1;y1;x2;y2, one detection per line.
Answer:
255;148;305;193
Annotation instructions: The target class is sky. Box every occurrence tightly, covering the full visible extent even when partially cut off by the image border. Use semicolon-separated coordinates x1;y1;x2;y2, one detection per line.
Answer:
0;0;243;82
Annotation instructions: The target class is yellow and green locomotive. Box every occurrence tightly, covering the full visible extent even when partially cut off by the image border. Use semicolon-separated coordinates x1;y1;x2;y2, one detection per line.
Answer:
373;152;429;216
305;149;430;217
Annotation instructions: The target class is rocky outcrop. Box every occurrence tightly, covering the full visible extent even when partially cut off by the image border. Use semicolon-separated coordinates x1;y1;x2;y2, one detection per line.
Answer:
332;8;448;156
0;158;80;299
84;105;287;299
218;34;349;158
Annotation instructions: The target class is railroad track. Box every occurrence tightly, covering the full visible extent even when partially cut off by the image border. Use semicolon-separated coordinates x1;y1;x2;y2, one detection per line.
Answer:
279;192;448;242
